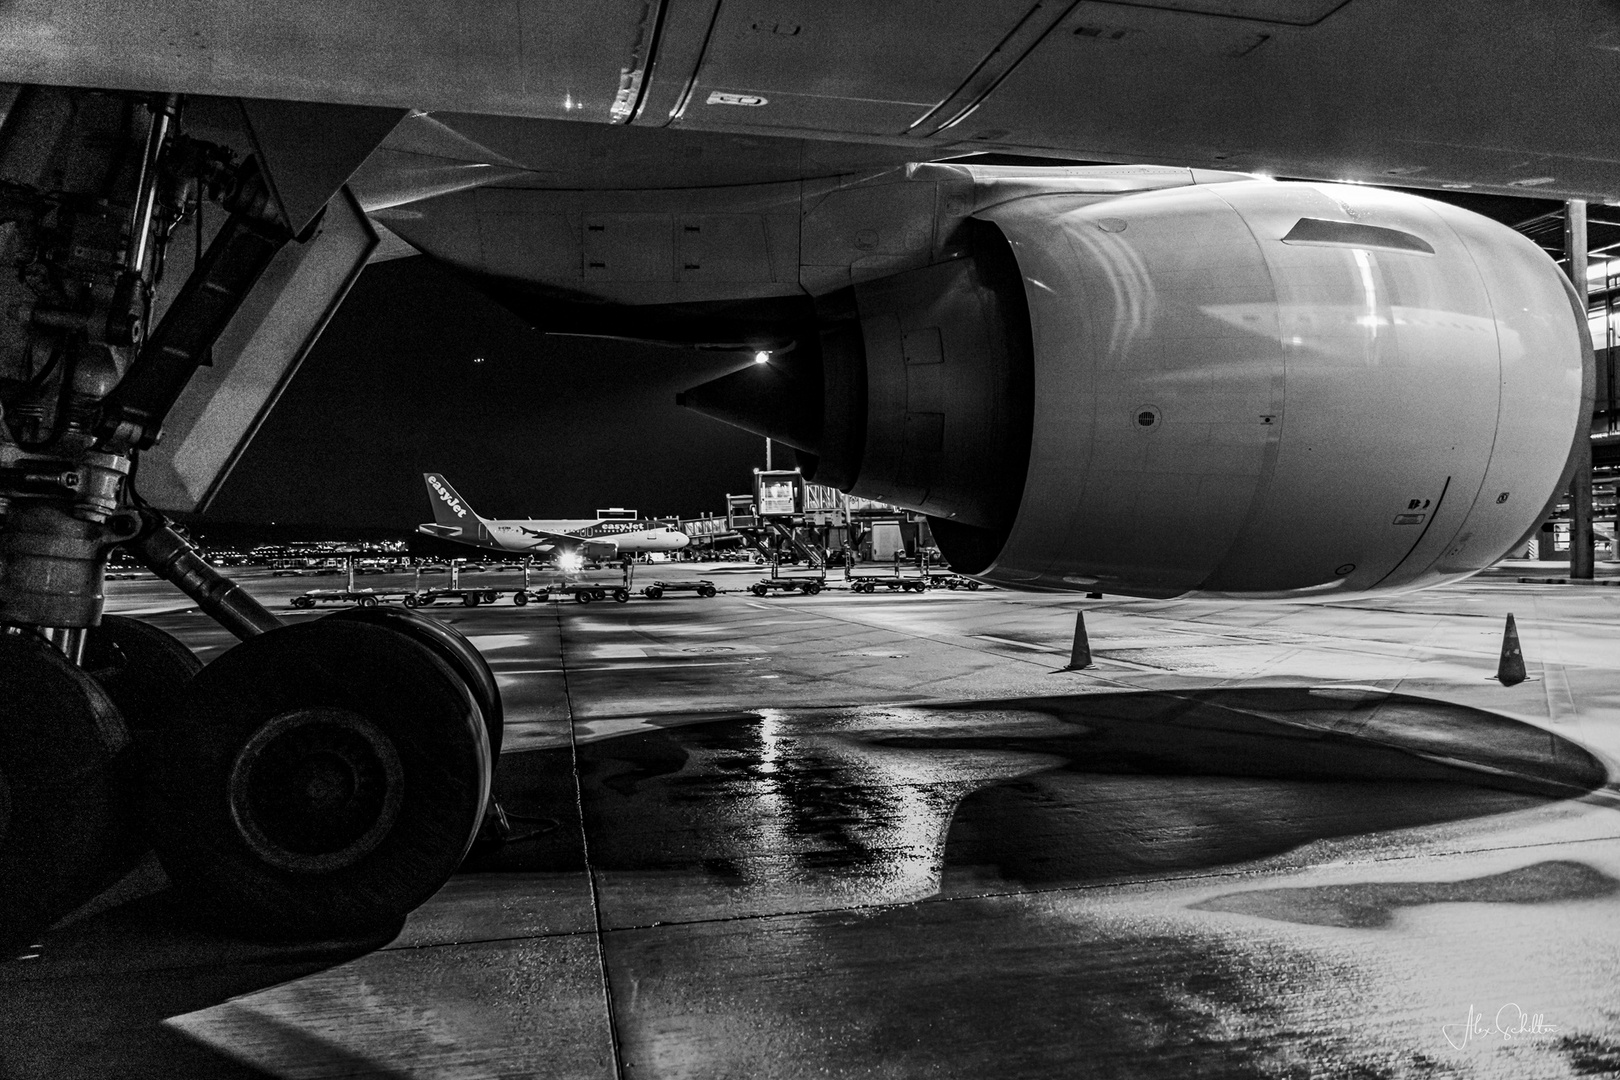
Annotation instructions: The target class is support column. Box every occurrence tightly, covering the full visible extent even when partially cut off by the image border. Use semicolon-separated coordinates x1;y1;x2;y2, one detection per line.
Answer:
1566;200;1594;579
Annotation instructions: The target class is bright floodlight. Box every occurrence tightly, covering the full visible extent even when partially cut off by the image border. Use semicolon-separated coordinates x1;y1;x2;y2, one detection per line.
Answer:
558;551;583;572
754;350;769;364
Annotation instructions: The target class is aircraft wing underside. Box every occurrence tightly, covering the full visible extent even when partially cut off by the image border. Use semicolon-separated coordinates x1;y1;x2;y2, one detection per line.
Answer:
4;1;1620;202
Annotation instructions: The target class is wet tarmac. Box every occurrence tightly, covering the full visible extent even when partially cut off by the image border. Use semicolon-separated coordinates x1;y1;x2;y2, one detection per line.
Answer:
3;563;1619;1078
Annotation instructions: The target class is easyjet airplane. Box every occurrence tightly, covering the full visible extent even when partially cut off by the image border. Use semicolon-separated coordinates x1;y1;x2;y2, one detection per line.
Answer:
417;473;690;560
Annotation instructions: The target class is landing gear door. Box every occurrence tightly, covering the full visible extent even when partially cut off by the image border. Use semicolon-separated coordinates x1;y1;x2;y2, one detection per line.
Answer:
135;186;378;513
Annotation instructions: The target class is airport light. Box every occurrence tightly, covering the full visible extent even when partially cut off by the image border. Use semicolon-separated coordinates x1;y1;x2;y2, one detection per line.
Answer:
754;350;769;364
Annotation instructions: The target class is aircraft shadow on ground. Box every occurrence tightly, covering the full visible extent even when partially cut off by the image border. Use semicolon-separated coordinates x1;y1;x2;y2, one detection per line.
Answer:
478;685;1609;896
2;686;1608;1077
876;686;1610;891
0;887;403;1079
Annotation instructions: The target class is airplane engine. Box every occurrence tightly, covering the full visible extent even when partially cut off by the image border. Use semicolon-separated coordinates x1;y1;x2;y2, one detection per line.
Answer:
681;180;1592;598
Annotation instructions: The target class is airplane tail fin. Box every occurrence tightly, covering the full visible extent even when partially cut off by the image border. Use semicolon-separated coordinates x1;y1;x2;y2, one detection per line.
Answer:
422;473;482;534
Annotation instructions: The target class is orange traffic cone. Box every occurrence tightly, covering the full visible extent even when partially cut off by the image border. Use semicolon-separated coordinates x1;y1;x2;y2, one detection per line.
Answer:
1065;611;1092;670
1496;613;1526;686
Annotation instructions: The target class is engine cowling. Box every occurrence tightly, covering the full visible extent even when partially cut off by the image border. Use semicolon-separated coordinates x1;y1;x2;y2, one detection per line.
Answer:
681;179;1592;598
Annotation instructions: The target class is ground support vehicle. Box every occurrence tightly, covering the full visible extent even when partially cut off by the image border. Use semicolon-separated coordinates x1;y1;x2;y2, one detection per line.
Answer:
931;574;981;590
749;577;823;596
288;587;413;609
849;575;929;593
398;563;500;607
409;588;502;608
642;580;718;599
553;583;630;604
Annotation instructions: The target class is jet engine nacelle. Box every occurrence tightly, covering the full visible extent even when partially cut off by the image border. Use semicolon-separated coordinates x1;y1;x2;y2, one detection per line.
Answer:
682;180;1591;598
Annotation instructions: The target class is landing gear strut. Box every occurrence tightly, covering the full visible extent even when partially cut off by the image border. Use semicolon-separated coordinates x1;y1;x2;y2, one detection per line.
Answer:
0;90;500;944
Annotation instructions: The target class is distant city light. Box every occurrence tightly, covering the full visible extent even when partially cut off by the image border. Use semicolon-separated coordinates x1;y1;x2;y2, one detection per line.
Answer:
754;351;769;364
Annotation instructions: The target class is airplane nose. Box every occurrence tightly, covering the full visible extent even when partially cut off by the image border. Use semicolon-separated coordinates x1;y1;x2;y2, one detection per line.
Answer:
676;532;690;548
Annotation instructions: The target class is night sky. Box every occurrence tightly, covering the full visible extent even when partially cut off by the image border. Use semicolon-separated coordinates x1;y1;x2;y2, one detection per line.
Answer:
206;257;771;533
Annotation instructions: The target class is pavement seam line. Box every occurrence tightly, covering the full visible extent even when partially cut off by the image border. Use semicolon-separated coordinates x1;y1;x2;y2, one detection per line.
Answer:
555;600;628;1080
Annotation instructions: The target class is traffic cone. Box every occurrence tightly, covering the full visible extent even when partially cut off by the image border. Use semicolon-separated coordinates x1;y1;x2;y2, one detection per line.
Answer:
1496;613;1526;686
1065;611;1092;670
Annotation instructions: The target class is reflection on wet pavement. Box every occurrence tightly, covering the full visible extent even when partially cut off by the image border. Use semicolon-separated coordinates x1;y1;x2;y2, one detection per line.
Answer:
1191;860;1620;928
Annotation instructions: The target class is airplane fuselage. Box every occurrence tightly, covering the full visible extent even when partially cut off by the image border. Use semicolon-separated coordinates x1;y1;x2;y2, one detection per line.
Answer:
484;518;690;555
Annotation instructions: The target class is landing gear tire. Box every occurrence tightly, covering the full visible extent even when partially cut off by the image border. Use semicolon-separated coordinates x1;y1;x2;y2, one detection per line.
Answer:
147;620;491;940
324;605;505;763
513;591;528;606
0;635;136;953
81;615;204;734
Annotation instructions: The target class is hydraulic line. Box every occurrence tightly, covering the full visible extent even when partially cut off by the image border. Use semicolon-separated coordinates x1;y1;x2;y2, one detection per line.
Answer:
129;512;282;640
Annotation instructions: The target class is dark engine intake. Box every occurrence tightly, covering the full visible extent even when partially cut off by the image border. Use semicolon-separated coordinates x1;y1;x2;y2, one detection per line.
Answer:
677;221;1033;573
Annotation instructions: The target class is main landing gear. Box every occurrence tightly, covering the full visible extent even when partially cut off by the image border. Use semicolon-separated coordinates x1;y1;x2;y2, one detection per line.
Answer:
2;525;505;947
0;90;502;948
147;618;491;937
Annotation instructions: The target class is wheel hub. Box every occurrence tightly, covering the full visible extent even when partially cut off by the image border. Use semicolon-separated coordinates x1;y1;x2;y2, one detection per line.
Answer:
228;707;404;873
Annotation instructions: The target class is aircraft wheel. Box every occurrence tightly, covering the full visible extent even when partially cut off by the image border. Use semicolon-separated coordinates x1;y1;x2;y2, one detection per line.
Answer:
82;615;204;734
0;636;136;953
513;591;528;606
147;620;490;939
325;606;504;763
613;588;629;603
462;594;479;607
